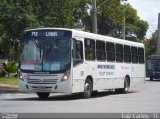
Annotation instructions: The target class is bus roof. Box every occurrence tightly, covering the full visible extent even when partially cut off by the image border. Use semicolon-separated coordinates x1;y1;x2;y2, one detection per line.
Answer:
25;28;144;48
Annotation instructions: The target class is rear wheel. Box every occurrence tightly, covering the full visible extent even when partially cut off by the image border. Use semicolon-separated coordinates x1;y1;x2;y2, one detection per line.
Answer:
150;77;153;81
115;77;130;94
81;79;93;98
37;92;50;99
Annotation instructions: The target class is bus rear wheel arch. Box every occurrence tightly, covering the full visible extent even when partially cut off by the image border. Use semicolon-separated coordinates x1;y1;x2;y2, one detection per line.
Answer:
115;76;130;94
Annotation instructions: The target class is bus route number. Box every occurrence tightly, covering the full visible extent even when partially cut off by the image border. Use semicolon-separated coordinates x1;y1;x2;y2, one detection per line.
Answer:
31;32;38;36
31;31;58;37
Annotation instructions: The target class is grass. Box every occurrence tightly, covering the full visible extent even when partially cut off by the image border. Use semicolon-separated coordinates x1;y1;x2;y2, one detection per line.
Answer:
0;76;18;86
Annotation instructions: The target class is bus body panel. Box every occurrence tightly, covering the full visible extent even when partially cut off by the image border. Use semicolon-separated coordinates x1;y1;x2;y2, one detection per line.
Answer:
130;64;145;87
72;63;87;93
115;63;131;88
96;62;116;89
72;61;97;93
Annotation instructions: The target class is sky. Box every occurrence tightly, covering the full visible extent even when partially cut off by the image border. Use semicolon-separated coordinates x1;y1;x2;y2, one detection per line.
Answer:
127;0;160;39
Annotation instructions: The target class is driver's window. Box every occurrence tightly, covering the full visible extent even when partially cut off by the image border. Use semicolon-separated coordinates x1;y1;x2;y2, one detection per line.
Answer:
73;39;83;66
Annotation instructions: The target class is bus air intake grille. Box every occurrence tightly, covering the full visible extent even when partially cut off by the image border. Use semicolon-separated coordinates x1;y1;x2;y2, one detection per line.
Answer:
27;79;58;84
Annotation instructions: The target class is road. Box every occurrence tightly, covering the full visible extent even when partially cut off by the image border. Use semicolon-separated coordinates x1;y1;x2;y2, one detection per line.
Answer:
0;79;160;113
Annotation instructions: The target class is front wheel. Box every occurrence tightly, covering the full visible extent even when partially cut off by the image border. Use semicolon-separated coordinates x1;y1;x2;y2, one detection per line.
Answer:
81;79;93;98
37;92;50;99
115;77;130;94
150;77;153;81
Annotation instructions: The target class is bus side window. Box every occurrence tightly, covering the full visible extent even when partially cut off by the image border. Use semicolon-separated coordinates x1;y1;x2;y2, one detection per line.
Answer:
73;39;83;66
131;47;138;63
116;44;123;62
85;38;95;61
96;40;106;61
124;45;131;63
106;42;115;62
138;48;144;63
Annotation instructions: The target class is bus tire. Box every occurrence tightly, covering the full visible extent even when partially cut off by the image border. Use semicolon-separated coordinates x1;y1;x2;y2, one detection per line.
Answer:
37;92;50;99
150;77;153;81
115;77;130;94
81;79;93;98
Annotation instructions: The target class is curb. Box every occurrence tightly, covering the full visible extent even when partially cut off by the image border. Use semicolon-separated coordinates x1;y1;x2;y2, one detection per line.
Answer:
0;84;18;89
0;84;18;93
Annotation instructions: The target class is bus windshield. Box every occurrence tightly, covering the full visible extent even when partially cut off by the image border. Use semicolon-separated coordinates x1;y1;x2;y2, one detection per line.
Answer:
147;59;160;70
20;31;71;72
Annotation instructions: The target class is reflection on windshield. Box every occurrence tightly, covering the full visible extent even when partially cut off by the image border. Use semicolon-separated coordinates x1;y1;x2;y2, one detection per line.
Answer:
21;37;71;72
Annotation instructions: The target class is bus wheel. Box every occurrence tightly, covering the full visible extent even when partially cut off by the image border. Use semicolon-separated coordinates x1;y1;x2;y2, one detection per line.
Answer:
150;77;153;81
82;79;93;98
37;92;50;99
115;77;130;94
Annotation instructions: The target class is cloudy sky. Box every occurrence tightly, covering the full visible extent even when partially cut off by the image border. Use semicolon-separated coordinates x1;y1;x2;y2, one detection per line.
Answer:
127;0;160;38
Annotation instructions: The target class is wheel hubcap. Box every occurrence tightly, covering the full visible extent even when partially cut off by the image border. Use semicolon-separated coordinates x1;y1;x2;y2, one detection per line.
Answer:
125;80;129;92
85;83;91;94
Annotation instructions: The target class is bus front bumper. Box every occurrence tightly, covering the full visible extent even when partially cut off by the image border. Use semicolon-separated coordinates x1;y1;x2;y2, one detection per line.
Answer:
19;80;72;93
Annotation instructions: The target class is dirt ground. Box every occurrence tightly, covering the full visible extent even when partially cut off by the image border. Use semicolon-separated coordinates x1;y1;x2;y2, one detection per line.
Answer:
0;84;18;94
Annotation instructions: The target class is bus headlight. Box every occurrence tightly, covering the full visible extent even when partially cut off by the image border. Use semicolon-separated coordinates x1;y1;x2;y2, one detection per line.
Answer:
18;71;24;81
61;70;70;82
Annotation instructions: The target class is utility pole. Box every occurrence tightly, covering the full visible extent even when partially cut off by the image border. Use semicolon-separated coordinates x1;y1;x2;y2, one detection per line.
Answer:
9;39;13;62
121;1;126;40
122;16;125;40
92;0;109;34
157;13;160;55
92;0;97;34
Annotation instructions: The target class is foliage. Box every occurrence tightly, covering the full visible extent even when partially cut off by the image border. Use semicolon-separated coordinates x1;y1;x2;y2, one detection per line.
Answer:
96;0;148;41
0;61;17;77
0;0;78;59
0;0;149;59
3;61;17;73
145;31;157;56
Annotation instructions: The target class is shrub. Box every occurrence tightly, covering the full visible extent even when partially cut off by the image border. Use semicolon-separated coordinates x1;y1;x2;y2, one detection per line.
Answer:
4;61;17;73
0;61;18;77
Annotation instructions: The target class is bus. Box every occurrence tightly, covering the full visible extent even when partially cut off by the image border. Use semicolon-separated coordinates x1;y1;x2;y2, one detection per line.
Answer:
19;28;145;99
146;55;160;81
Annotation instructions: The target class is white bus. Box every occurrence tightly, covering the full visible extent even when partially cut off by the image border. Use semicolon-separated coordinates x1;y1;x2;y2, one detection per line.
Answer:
19;28;145;99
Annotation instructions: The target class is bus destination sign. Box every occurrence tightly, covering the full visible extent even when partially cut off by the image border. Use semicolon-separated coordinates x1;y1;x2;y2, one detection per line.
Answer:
149;56;160;60
25;30;72;37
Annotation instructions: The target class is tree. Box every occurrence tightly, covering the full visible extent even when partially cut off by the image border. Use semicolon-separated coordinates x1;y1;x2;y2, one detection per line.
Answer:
0;0;149;60
0;0;79;59
145;31;157;56
96;0;148;41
